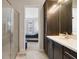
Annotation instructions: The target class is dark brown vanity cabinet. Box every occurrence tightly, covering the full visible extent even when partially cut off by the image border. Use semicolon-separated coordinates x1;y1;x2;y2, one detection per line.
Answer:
44;37;63;59
44;37;77;59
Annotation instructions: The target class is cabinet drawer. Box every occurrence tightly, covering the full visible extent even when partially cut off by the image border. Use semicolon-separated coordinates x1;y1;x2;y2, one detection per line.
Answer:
64;47;77;59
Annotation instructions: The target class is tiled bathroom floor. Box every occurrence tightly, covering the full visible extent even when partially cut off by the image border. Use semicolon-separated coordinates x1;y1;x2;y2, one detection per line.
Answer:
16;41;48;59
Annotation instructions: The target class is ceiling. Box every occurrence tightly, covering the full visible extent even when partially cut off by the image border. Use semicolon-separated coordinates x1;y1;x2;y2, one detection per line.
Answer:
3;0;45;12
8;0;45;7
3;0;77;11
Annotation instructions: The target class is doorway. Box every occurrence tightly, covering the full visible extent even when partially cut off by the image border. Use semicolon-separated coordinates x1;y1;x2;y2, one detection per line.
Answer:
24;7;39;50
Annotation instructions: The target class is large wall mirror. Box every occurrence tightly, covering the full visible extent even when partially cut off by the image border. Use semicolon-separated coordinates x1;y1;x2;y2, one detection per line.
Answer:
59;0;77;35
58;0;77;35
44;0;77;36
59;0;72;34
46;0;72;35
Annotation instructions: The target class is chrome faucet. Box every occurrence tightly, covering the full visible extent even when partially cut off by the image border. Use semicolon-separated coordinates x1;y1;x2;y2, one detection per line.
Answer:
64;32;70;39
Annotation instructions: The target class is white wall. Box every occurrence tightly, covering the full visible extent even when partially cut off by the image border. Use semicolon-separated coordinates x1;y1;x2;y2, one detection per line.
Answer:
19;9;25;51
38;7;44;50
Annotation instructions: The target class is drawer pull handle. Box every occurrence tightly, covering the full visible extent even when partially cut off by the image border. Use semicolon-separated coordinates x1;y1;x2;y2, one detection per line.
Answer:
65;51;76;59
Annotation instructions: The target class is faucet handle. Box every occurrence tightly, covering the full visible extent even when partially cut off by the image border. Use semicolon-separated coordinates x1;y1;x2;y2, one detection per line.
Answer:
65;32;68;35
63;32;68;35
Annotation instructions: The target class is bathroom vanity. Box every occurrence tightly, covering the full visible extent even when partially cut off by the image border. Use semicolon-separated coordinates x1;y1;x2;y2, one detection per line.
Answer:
43;0;77;59
44;36;77;59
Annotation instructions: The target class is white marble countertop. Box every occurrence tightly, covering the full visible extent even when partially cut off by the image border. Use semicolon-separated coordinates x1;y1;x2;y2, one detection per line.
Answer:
47;35;77;52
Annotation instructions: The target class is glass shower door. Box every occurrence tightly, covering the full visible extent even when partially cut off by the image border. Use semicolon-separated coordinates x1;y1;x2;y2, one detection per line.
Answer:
2;8;12;59
2;8;19;59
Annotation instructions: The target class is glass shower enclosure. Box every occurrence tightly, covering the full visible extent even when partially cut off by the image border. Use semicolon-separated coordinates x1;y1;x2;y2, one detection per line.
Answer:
2;8;19;59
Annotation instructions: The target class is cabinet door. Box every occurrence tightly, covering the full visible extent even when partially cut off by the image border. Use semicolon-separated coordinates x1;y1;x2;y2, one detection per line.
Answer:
48;39;54;59
44;37;49;55
54;42;63;59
